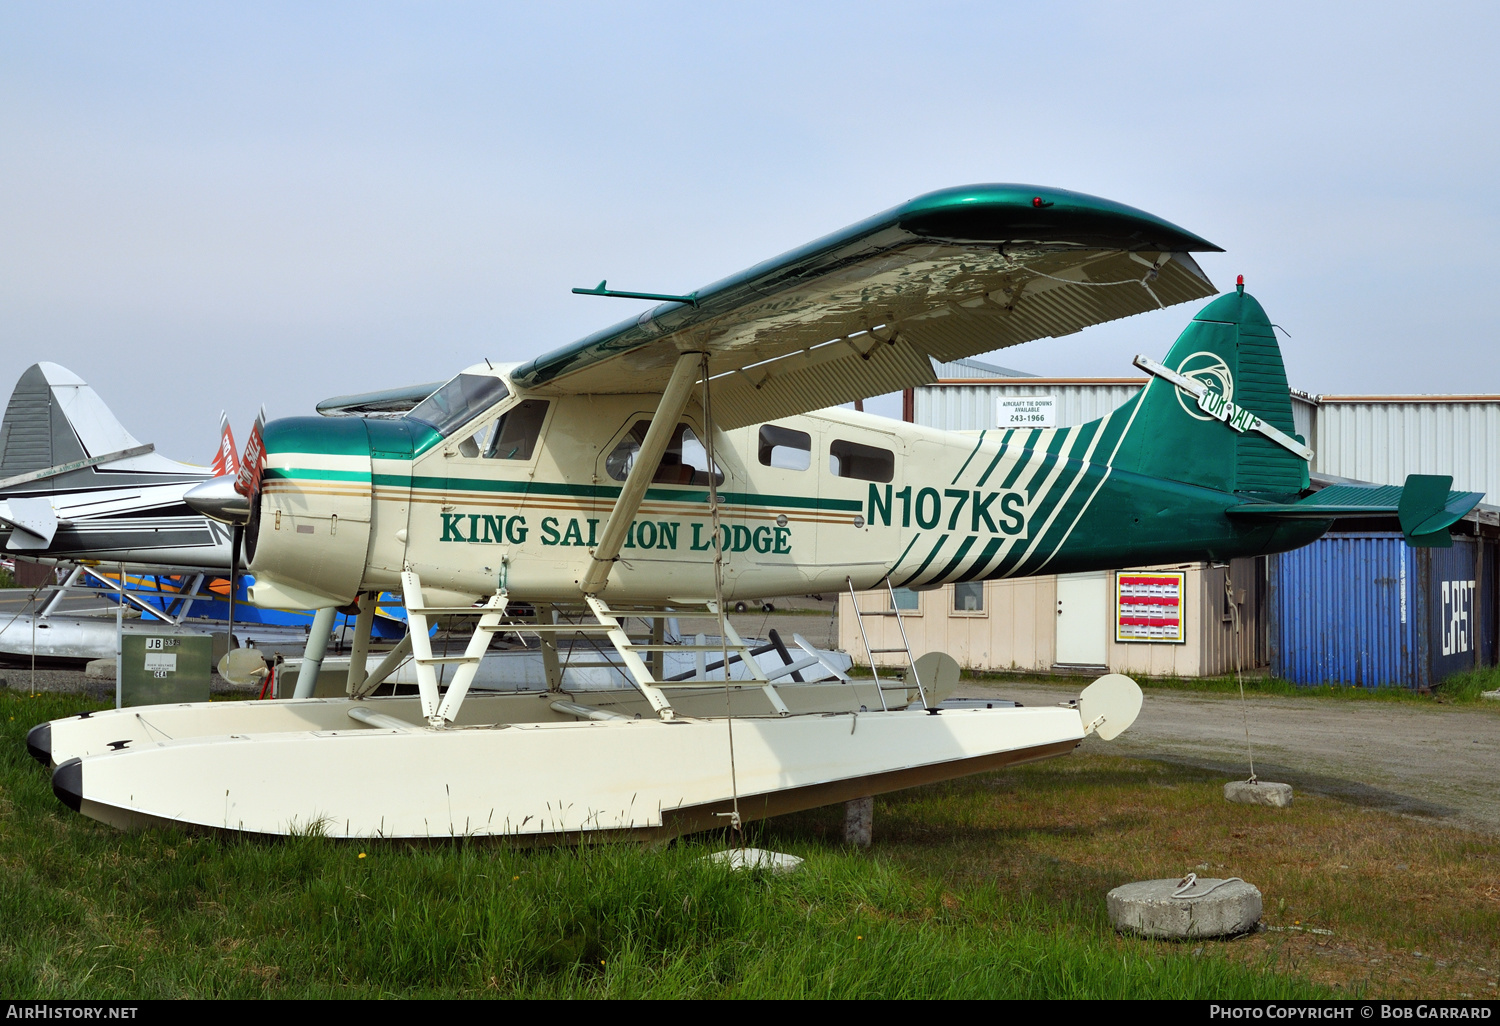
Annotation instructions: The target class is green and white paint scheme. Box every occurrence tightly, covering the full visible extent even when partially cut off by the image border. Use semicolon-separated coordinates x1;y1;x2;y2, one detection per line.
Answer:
39;185;1482;841
245;270;1478;612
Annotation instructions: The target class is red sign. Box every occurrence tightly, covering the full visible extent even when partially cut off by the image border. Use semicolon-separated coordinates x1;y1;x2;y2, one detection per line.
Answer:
212;413;239;478
234;406;266;500
1116;571;1186;644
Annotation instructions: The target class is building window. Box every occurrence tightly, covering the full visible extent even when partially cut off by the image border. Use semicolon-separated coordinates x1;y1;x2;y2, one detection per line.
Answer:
829;439;894;482
954;581;984;612
758;424;811;470
891;587;919;611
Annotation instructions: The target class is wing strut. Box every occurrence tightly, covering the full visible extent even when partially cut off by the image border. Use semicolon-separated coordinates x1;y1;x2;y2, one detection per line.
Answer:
580;351;703;595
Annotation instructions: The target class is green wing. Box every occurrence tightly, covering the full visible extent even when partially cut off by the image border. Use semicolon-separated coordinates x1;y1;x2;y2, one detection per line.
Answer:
510;184;1221;428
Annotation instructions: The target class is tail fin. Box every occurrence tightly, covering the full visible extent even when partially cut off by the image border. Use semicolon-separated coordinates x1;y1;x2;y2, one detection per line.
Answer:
211;413;240;478
0;362;206;490
1113;284;1308;498
0;363;95;481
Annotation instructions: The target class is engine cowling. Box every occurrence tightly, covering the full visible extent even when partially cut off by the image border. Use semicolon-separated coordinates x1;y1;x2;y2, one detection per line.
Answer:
245;417;373;607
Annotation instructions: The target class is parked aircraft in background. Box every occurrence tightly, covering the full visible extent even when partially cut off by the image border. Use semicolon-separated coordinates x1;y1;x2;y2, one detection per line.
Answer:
0;363;234;569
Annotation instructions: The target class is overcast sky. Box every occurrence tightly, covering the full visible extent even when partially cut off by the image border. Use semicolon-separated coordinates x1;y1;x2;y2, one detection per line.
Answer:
3;2;1496;460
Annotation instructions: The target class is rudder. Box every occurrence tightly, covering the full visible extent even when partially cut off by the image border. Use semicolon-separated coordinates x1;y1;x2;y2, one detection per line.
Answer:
1113;285;1307;499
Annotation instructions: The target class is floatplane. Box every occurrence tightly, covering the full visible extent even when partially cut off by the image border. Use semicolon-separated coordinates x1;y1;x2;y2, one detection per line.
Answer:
29;184;1482;841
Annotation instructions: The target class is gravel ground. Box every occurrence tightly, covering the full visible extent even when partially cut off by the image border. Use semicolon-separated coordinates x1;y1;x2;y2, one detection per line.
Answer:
958;677;1500;835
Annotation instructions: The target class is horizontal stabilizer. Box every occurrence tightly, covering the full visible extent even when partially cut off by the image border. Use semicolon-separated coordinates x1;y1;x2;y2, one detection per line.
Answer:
1398;474;1482;547
1;496;60;551
1227;474;1484;548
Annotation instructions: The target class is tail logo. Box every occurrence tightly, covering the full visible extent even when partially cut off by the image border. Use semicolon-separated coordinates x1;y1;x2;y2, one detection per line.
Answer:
1174;352;1233;421
1135;354;1314;462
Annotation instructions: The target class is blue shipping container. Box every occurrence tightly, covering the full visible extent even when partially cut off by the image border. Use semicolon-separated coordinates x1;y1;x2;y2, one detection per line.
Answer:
1271;532;1489;689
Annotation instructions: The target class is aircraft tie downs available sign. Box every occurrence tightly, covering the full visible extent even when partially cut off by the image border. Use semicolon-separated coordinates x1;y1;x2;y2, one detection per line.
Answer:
996;395;1055;429
1115;571;1186;644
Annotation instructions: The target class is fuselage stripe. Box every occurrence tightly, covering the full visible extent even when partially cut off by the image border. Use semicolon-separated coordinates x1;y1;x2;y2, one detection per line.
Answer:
893;533;950;588
1029;391;1148;574
921;534;976;587
950;431;987;485
952;537;1003;583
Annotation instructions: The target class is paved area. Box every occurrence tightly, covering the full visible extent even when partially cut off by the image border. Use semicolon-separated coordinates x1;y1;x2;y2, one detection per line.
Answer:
958;677;1500;835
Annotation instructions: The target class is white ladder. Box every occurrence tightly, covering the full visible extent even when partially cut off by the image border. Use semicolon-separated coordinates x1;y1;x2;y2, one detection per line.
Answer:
846;576;929;712
401;570;514;727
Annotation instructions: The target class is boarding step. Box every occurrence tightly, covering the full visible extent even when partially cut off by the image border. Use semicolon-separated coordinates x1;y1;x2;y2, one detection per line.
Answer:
846;576;930;712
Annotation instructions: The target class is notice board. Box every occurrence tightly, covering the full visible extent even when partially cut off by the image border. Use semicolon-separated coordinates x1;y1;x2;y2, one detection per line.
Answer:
1115;571;1186;644
121;634;212;707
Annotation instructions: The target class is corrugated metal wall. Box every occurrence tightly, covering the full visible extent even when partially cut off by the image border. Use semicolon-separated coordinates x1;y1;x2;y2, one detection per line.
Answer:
1315;400;1500;503
930;357;1034;380
1194;559;1266;678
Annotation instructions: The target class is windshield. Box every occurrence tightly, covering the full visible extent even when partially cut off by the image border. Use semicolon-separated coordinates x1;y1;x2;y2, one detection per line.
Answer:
405;373;510;437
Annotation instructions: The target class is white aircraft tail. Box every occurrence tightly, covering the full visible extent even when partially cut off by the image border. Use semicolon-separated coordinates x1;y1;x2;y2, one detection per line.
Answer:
0;362;209;490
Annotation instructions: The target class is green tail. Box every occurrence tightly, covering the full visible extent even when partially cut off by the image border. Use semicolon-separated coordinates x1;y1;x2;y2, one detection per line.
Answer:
1113;286;1308;499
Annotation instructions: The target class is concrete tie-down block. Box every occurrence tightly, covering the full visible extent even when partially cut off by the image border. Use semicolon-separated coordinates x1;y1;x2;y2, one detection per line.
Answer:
1107;878;1263;939
1224;780;1293;807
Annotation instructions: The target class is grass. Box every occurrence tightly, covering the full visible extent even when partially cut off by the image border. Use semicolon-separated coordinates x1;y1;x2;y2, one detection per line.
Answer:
1431;667;1500;704
2;689;1495;999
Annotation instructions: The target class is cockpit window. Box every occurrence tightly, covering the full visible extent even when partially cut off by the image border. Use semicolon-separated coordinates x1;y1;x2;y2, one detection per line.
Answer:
405;373;510;437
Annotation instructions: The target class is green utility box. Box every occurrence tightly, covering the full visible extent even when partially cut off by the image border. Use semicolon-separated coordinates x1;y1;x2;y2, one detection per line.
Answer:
120;635;212;707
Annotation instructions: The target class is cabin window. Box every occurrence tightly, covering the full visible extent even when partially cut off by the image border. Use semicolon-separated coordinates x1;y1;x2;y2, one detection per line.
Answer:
890;587;920;611
829;439;894;483
606;421;724;486
406;373;509;437
758;425;811;471
954;582;984;612
485;400;550;460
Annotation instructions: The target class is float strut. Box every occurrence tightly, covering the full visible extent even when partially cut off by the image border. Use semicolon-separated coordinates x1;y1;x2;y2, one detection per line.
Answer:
294;606;339;698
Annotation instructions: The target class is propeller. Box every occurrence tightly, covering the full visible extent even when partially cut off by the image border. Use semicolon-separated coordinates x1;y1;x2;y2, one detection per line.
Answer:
224;406;267;657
